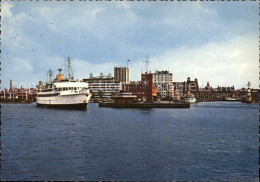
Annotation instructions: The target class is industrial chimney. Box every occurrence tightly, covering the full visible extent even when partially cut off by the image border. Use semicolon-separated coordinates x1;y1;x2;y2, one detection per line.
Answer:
10;80;13;90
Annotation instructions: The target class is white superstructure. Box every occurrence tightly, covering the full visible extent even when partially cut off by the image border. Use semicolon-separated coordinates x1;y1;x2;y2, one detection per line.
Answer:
184;94;197;104
37;81;91;109
36;56;92;110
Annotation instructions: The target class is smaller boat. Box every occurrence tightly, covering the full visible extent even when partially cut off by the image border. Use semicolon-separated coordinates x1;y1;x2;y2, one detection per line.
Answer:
184;93;196;104
225;97;236;101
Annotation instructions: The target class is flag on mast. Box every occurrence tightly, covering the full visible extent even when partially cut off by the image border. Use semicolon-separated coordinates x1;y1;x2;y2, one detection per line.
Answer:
127;59;131;67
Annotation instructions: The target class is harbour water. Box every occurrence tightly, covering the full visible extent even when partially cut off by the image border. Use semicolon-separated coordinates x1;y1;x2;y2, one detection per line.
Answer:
1;102;258;181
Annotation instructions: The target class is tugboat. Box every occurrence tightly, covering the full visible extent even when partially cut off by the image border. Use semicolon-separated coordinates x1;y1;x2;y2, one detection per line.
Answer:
36;56;92;110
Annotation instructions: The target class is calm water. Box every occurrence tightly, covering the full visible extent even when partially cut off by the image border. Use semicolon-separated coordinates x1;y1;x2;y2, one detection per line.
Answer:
1;102;258;181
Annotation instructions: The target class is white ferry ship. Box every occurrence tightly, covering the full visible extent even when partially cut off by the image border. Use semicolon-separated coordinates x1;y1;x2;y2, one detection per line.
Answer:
36;56;91;110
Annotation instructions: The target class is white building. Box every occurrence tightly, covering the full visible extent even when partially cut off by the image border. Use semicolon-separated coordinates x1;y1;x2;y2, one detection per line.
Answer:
153;70;174;99
83;74;122;99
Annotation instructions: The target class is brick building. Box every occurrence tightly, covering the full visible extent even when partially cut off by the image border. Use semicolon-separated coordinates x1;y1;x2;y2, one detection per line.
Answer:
125;72;157;102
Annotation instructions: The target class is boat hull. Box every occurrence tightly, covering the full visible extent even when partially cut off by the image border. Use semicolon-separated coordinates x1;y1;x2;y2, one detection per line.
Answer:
36;103;87;110
184;98;196;104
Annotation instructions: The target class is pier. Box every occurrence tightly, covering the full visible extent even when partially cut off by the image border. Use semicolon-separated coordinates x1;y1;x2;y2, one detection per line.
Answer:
99;102;190;108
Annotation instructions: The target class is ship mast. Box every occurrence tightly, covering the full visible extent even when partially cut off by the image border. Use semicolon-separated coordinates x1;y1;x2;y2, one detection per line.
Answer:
67;55;71;80
48;69;53;84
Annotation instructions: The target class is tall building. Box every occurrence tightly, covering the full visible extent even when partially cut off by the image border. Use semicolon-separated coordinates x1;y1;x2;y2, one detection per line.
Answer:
114;67;129;84
153;70;174;99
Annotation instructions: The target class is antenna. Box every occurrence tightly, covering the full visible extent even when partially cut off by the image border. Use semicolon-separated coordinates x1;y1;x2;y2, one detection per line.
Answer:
143;54;151;73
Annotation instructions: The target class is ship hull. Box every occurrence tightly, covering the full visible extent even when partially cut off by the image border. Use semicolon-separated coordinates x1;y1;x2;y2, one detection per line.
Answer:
36;94;89;110
36;103;87;110
184;98;197;104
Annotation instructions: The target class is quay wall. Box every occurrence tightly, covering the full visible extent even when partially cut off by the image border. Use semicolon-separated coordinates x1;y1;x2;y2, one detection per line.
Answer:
99;102;190;108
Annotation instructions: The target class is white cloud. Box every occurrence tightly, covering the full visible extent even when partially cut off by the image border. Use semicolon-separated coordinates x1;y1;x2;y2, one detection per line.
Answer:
143;34;258;89
1;2;258;90
1;2;13;17
91;8;103;18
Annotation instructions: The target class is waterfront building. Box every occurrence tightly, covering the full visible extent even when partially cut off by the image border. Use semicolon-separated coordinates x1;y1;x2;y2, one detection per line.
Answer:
1;87;37;102
114;67;130;84
173;77;199;94
250;89;259;102
173;77;199;101
83;74;122;99
153;70;174;100
141;72;158;102
194;83;236;101
112;92;137;103
125;72;157;102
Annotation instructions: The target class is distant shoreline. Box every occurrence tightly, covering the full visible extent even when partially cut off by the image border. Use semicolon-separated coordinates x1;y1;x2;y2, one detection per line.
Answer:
0;101;34;104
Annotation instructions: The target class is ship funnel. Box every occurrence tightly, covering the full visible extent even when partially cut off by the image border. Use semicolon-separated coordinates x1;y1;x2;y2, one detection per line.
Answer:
56;68;65;82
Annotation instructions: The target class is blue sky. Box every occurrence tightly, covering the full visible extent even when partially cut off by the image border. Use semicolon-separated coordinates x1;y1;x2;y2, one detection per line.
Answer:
1;1;259;89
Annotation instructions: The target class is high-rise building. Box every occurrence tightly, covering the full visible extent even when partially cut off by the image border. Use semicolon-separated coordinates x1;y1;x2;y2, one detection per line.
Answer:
153;70;174;99
114;67;129;84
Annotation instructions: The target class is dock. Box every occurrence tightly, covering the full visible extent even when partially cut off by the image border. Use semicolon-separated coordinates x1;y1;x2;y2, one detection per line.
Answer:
99;102;190;108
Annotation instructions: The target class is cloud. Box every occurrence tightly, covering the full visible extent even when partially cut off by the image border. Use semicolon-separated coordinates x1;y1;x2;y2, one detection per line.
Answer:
142;34;258;89
91;8;103;18
1;1;258;90
1;2;13;17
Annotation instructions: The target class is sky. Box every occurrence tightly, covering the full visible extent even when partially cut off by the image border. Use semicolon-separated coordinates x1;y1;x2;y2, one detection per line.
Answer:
1;1;259;89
